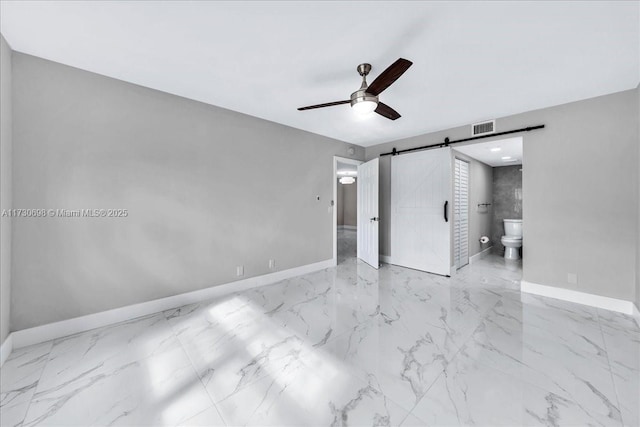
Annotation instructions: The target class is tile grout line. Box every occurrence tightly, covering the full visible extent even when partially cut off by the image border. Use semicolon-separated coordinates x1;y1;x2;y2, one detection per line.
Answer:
470;291;623;409
23;313;220;426
595;310;626;427
160;309;228;427
399;296;505;425
405;369;446;426
158;283;335;415
18;317;148;424
16;340;55;427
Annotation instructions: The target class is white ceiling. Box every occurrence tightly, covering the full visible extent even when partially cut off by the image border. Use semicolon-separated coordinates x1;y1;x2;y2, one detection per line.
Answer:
454;137;522;167
1;1;638;147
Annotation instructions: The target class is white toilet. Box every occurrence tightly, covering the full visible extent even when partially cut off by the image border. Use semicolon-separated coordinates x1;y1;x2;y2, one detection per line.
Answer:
501;219;522;260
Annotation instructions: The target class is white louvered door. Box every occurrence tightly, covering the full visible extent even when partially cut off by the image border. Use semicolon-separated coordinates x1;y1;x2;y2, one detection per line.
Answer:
454;158;469;269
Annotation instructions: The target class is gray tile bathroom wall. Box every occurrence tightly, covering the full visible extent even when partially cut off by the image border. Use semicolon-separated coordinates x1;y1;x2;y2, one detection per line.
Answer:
491;165;522;254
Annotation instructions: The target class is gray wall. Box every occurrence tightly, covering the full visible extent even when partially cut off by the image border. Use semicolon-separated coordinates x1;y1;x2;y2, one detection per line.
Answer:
337;178;357;227
0;35;12;344
637;84;640;313
11;53;364;331
491;165;523;254
451;151;493;258
366;88;638;302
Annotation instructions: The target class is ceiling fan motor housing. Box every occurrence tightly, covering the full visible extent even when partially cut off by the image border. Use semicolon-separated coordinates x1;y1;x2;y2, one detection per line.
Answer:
357;63;372;76
352;63;378;107
350;89;378;107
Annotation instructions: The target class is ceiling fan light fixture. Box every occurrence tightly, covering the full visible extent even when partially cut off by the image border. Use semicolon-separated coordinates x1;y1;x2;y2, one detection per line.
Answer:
352;100;378;115
350;89;378;115
297;58;411;121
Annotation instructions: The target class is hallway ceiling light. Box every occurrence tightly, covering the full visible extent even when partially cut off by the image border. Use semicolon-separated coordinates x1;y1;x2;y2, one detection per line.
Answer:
337;170;357;176
490;147;501;152
501;156;512;160
339;177;355;185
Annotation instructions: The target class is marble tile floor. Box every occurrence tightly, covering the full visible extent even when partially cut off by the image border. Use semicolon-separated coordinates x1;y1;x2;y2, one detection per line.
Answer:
337;228;357;265
1;250;639;426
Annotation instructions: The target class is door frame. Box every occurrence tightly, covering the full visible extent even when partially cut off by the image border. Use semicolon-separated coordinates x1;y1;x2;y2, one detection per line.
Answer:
333;156;364;266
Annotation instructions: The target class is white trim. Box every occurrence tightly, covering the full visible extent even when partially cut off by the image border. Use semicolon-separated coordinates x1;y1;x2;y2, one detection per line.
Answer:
470;246;493;264
450;265;457;276
333;156;363;266
379;254;392;264
632;303;640;327
0;333;13;367
10;259;334;350
521;280;637;315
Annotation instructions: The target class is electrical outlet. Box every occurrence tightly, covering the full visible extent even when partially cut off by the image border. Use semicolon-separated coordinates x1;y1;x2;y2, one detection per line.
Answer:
269;259;276;270
236;266;244;277
567;273;577;285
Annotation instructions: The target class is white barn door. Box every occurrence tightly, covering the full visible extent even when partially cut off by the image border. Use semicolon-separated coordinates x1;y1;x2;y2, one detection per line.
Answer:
391;148;452;276
454;158;469;269
357;158;379;269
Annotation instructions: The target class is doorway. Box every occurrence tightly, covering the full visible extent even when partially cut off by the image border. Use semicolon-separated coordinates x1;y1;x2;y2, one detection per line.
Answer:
454;136;523;263
333;157;362;265
387;136;523;275
336;160;358;264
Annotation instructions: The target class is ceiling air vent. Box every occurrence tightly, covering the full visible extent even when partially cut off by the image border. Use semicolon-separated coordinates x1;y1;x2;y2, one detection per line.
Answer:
472;120;495;136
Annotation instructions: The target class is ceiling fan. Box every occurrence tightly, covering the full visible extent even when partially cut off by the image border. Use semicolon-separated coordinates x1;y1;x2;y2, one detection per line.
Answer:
297;58;413;120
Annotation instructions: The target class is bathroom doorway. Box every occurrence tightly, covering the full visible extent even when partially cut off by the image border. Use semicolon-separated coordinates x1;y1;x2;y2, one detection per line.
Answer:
453;136;523;263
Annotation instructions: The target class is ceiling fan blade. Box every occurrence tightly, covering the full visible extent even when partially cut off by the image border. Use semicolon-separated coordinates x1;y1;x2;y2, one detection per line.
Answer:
366;58;413;96
297;100;350;111
375;102;401;120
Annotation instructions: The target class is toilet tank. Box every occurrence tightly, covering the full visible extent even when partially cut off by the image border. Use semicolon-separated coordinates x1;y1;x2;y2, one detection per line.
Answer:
503;219;522;237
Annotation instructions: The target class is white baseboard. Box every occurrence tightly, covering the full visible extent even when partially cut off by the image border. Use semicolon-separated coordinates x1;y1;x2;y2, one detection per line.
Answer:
379;254;392;264
0;333;13;367
470;246;493;264
521;280;637;316
632;303;640;328
10;259;334;350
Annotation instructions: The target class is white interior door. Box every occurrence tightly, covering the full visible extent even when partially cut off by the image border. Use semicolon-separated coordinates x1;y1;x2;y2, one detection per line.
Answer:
391;148;452;276
454;158;469;269
357;158;379;269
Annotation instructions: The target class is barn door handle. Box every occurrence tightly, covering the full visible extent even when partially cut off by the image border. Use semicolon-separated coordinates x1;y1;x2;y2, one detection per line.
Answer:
444;201;449;222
